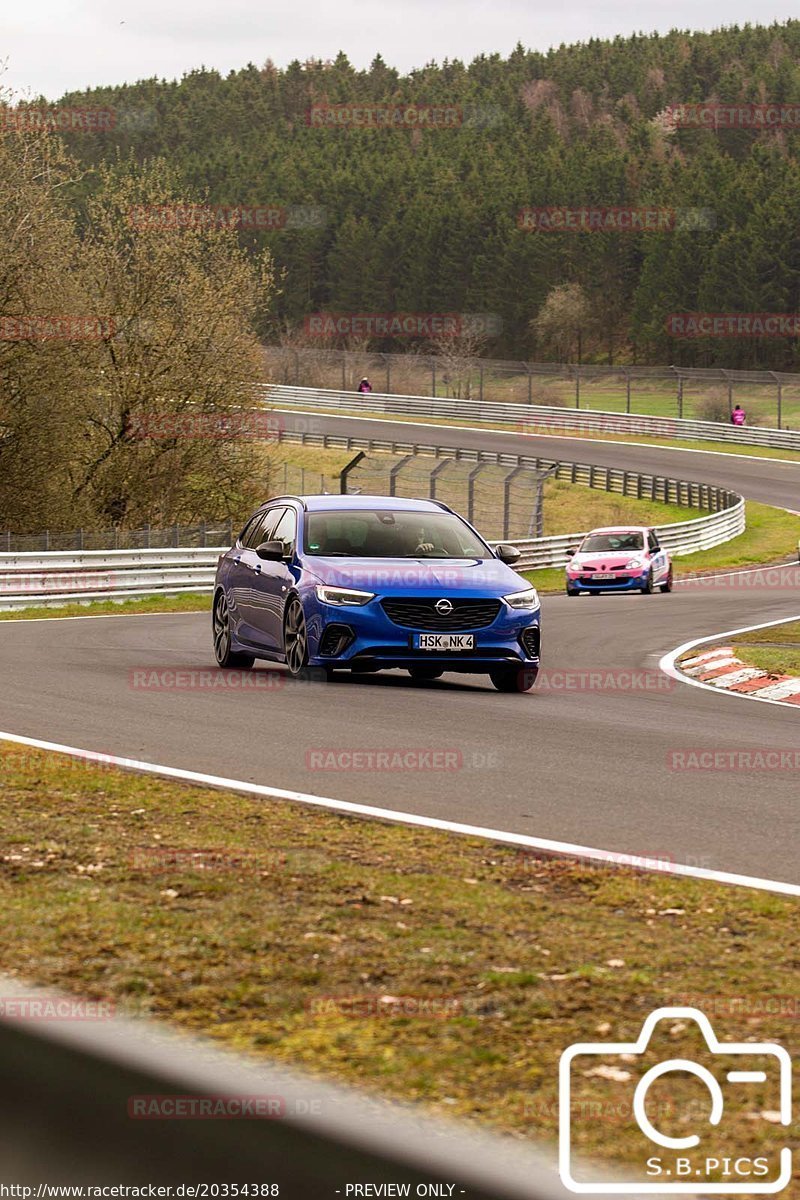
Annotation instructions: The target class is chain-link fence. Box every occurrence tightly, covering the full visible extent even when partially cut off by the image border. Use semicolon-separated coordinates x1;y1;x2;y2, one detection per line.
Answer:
265;346;800;428
342;454;555;540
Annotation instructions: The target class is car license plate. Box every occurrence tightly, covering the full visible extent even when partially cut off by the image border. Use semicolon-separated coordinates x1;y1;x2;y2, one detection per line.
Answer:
593;573;616;580
413;634;474;651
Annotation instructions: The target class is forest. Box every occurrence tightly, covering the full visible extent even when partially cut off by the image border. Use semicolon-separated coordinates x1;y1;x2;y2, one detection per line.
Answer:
41;20;800;367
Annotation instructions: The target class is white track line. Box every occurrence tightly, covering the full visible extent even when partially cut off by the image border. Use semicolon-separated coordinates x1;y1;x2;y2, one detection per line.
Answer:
660;614;800;711
280;407;800;467
1;728;798;898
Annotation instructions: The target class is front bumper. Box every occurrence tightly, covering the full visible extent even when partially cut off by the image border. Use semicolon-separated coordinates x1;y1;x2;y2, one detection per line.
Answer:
566;572;648;593
306;595;541;672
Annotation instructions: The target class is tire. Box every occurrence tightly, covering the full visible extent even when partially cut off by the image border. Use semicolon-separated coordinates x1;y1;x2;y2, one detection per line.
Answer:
408;666;443;681
213;591;255;669
283;595;310;677
566;587;580;597
640;570;655;595
489;665;537;693
659;569;674;594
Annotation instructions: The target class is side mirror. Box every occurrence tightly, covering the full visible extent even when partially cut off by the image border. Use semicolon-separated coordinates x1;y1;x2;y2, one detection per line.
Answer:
255;539;286;561
496;543;521;565
566;547;579;557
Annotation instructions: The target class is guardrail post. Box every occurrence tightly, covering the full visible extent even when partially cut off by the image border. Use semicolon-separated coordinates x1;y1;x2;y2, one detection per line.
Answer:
479;365;484;403
624;368;631;414
385;356;391;395
431;359;436;397
574;367;580;408
677;376;684;419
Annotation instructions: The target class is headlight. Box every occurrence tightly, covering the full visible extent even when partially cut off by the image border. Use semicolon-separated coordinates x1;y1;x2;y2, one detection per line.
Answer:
315;585;375;606
503;587;540;610
625;559;643;570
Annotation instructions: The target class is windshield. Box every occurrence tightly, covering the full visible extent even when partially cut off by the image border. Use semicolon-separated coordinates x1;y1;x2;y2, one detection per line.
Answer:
304;509;489;558
579;531;644;553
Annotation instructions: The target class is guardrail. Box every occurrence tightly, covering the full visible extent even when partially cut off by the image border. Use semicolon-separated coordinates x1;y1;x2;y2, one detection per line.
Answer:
0;446;744;605
0;973;628;1196
277;428;745;569
265;382;800;451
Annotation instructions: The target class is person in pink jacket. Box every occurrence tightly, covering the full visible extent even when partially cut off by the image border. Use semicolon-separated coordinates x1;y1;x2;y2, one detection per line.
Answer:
731;404;746;425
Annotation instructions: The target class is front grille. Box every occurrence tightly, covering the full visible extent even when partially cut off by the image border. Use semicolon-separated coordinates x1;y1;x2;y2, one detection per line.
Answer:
381;597;501;631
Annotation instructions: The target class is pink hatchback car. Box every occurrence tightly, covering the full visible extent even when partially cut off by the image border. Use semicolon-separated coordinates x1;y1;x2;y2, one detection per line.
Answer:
565;526;673;596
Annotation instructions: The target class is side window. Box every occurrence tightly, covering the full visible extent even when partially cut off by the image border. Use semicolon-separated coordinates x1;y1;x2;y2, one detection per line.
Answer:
648;531;660;552
242;507;284;550
272;506;297;550
238;513;263;548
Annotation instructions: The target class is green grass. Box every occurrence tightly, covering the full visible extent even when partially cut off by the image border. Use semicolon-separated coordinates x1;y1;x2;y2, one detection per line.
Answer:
0;742;797;1181
0;594;212;622
728;619;800;677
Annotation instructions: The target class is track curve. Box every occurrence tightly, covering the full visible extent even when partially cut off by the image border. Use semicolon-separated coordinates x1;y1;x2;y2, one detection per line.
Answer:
1;412;798;886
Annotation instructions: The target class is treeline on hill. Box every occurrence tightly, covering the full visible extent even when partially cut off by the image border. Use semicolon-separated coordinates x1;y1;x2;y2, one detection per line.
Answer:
47;21;800;367
0;121;274;533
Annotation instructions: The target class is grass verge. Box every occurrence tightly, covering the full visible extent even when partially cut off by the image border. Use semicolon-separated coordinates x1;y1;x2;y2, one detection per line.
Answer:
731;619;800;676
0;744;797;1181
0;594;212;622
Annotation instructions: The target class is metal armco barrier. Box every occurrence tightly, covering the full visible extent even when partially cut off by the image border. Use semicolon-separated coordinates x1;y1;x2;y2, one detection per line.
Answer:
0;433;744;606
277;428;745;569
0;976;631;1197
264;382;800;451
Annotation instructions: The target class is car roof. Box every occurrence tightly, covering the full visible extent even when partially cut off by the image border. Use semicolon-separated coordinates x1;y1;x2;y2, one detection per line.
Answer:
271;494;448;514
584;526;651;535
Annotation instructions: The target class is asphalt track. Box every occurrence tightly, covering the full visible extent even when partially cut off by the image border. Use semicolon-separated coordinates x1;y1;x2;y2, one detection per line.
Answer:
1;411;799;886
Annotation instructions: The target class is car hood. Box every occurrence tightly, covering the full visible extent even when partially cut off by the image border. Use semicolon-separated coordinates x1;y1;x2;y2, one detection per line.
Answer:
305;556;531;598
568;552;647;568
